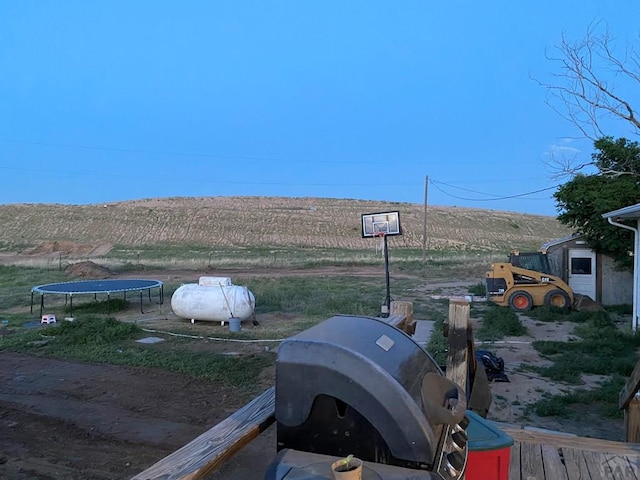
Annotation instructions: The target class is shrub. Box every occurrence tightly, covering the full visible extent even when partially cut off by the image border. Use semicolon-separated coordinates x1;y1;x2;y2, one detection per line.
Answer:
477;306;527;341
467;282;486;296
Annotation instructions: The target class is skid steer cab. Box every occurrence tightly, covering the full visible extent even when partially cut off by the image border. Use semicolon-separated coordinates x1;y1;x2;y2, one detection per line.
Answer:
485;262;574;312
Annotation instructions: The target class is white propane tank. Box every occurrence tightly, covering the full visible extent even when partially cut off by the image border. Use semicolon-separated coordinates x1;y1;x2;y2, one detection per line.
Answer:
171;281;256;322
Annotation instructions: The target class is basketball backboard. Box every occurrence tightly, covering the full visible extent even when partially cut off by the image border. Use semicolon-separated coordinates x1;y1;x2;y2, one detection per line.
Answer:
361;211;402;238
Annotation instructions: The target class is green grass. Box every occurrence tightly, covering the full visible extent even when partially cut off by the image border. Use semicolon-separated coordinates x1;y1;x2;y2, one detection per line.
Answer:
245;276;388;319
527;310;640;421
524;305;598;323
424;299;455;367
531;376;625;419
476;306;527;341
108;244;393;269
63;298;130;314
530;311;640;384
0;265;67;310
0;317;273;393
467;282;486;296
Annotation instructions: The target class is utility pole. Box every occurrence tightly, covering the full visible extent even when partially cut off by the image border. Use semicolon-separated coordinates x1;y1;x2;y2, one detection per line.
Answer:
422;175;429;264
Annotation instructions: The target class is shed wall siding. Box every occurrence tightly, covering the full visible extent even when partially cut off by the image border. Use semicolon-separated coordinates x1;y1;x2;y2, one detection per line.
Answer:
601;255;633;305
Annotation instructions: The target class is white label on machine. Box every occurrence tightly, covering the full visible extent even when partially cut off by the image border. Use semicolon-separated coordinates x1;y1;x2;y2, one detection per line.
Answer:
375;335;394;351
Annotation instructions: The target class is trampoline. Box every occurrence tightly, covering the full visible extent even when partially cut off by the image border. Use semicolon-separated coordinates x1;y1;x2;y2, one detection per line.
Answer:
31;279;164;317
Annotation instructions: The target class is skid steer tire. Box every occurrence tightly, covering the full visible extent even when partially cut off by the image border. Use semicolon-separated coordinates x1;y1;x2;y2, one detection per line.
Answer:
544;289;571;310
508;290;533;312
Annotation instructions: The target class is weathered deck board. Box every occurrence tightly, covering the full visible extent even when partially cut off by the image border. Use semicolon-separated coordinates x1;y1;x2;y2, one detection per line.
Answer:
508;441;521;479
605;451;639;479
505;430;640;480
561;447;591;480
519;442;545;479
500;425;640;455
541;444;568;480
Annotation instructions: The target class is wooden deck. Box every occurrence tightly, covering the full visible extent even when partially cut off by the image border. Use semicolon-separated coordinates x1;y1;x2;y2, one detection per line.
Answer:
131;307;640;480
502;425;640;480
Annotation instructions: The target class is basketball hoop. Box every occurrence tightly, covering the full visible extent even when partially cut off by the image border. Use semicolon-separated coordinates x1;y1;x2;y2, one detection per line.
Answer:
361;211;400;319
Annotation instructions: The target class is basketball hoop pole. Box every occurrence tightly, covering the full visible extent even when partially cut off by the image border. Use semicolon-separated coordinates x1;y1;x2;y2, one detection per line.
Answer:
382;234;391;317
361;211;401;317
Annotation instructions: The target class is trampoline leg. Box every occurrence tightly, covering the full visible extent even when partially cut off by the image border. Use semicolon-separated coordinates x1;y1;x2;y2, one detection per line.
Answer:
107;294;111;315
140;291;144;314
69;296;73;318
39;294;44;317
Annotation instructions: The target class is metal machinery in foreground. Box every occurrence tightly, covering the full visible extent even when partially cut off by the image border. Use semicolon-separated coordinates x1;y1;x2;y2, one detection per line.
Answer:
485;250;575;312
266;315;469;480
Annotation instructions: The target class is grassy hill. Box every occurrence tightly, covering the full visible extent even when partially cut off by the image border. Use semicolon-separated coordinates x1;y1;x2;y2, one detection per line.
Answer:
0;196;570;253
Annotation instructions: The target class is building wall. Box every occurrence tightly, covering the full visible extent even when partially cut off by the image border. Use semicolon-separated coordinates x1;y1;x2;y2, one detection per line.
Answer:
545;248;565;279
600;255;633;306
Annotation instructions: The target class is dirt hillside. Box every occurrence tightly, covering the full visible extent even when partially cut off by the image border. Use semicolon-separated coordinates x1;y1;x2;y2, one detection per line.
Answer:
0;196;570;251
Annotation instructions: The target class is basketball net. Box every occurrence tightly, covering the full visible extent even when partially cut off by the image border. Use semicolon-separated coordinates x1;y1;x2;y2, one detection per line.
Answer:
374;232;386;255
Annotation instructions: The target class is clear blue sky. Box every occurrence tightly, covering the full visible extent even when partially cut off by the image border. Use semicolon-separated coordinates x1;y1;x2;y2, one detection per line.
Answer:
1;1;638;216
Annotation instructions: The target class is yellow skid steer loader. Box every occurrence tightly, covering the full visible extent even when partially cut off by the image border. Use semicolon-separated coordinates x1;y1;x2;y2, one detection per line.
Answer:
485;261;574;312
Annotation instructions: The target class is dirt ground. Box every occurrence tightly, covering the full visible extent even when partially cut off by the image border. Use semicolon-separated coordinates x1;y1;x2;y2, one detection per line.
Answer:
0;263;628;480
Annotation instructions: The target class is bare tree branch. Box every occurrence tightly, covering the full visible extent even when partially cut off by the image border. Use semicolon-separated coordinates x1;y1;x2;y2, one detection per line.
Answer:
542;145;592;180
537;22;640;143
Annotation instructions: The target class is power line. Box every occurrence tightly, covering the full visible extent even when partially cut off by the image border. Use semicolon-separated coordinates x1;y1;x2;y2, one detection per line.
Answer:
429;178;559;202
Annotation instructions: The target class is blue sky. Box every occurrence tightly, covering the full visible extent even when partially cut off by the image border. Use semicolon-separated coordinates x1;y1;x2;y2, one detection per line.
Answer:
1;1;638;216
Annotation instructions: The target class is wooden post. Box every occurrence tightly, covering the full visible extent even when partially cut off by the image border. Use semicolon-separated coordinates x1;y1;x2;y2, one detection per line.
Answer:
625;397;640;442
620;357;640;442
445;299;471;480
390;301;415;335
446;299;470;398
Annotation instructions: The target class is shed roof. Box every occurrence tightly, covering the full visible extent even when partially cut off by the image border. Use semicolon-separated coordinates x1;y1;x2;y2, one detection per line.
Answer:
540;232;582;253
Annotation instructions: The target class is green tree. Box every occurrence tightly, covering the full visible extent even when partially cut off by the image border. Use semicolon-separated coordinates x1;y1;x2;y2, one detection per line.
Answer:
554;137;639;269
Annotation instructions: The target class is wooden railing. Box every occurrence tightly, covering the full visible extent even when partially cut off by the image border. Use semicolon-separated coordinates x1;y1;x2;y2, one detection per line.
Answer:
131;387;275;480
620;357;640;442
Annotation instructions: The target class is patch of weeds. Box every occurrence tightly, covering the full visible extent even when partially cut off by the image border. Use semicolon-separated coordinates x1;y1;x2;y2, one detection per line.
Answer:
524;306;595;323
248;277;380;318
467;282;486;296
476;306;527;341
0;317;273;392
531;376;625;419
63;298;129;315
0;313;30;328
426;313;449;368
0;266;68;310
605;304;633;315
532;310;640;385
43;317;141;346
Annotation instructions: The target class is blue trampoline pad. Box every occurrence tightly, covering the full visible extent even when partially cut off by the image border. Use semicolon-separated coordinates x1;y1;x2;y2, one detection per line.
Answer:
33;279;163;295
